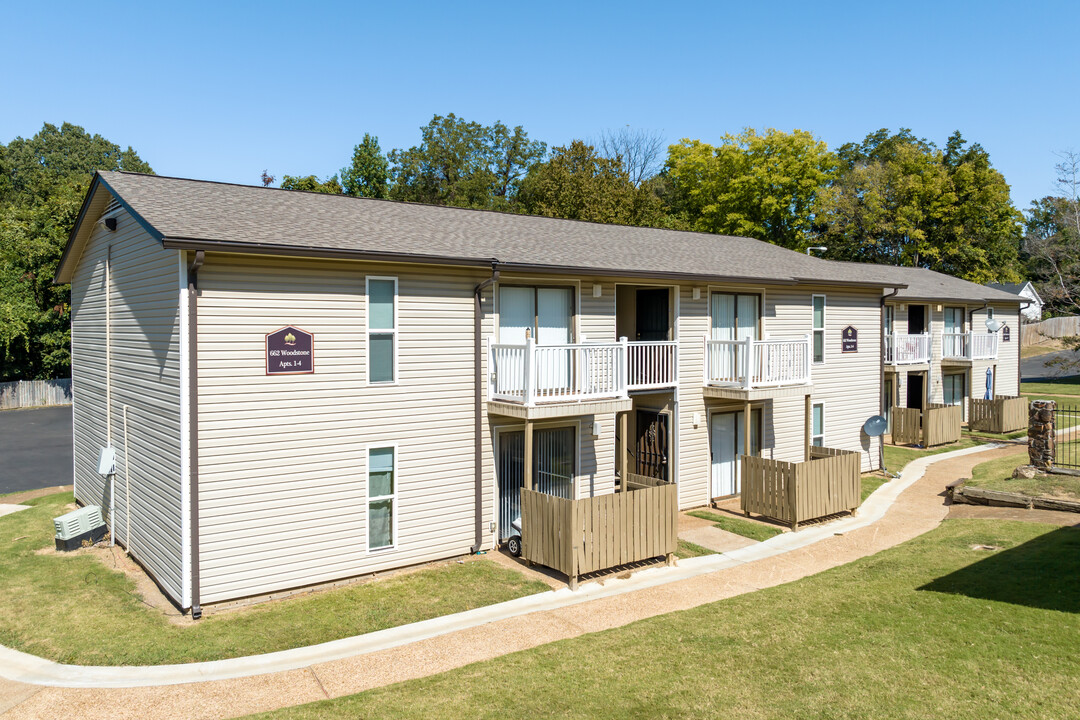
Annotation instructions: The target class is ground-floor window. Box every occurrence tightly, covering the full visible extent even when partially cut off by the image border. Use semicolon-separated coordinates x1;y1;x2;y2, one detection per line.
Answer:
811;403;825;446
943;373;966;408
367;446;396;550
497;425;576;540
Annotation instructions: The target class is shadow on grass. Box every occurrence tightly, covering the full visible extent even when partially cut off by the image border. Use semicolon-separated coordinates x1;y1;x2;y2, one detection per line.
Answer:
919;526;1080;613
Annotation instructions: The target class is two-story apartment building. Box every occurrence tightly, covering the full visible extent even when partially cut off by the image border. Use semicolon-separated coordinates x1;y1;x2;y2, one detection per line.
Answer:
855;266;1023;426
56;171;904;614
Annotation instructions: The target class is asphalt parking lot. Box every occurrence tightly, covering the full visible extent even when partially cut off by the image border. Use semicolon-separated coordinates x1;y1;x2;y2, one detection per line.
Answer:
0;405;72;494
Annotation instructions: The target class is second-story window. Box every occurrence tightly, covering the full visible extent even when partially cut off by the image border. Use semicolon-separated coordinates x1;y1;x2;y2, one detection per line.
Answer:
884;305;894;335
499;286;573;344
812;402;825;446
710;292;760;342
812;295;826;364
367;277;397;384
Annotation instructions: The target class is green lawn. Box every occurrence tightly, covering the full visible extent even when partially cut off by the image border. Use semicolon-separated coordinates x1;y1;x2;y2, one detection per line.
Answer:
883;438;980;475
674;539;717;559
1021;376;1080;397
860;474;887;502
0;492;549;665
686;510;784;542
249;519;1080;720
968;454;1080;501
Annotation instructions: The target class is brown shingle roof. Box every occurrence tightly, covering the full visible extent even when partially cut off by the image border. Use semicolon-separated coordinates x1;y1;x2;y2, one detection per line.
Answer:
821;262;1023;304
57;171;904;288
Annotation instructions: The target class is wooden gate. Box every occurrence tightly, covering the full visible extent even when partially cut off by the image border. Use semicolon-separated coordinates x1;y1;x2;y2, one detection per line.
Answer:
520;483;678;589
969;396;1027;434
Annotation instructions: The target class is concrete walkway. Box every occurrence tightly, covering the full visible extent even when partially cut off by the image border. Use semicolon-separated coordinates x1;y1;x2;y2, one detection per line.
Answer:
0;443;1027;720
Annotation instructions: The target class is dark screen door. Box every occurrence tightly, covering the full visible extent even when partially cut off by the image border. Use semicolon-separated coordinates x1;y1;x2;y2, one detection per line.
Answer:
636;289;670;341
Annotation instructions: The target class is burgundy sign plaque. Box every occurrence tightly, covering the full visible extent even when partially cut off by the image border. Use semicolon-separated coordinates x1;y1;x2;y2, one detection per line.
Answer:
266;326;314;375
841;325;858;353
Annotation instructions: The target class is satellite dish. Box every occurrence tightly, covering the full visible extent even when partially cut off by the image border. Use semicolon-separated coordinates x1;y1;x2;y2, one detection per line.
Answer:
863;415;888;437
986;318;1004;333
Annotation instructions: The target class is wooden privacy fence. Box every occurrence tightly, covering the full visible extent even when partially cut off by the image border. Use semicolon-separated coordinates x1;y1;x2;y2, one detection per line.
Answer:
969;395;1027;434
924;404;962;446
520;482;678;589
1021;316;1080;346
889;404;962;446
0;379;72;410
890;406;922;445
740;446;861;530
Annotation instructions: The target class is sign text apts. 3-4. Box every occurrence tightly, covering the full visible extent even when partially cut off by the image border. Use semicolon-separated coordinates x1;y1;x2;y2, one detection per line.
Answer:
266;326;314;375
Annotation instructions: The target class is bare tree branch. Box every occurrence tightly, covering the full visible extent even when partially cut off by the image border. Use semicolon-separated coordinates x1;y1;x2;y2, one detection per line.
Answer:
594;126;666;185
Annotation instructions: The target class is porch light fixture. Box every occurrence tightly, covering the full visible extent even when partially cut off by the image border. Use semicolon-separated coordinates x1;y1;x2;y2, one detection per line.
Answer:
592;284;602;298
591;421;602;437
692;288;701;300
936;304;943;312
693;412;701;428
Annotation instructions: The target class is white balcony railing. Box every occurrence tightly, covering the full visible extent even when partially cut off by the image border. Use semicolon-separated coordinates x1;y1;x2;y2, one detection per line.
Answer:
942;331;999;361
489;338;677;406
885;332;931;365
627;340;679;390
704;335;811;390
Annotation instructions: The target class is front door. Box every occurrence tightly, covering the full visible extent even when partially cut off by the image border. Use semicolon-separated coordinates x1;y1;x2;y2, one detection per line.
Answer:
497;426;575;540
635;289;670;341
636;409;669;480
907;305;926;335
907;373;925;411
710;409;761;498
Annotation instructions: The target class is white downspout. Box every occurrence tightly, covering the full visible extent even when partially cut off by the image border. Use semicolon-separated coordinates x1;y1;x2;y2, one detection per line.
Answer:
123;404;131;551
106;246;114;532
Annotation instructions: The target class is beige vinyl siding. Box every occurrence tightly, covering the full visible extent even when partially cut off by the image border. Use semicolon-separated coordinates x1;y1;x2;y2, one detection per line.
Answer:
676;284;709;508
769;287;882;472
70;203;184;603
195;255;484;604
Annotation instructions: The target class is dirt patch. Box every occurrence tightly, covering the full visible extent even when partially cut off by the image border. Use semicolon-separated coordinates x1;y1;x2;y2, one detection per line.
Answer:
948;503;1080;526
35;540;191;624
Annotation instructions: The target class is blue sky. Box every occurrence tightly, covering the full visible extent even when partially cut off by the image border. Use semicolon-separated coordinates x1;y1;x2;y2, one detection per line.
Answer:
2;0;1076;210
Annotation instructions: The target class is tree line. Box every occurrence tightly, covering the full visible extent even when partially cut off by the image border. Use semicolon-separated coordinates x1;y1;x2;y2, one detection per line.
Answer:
0;118;1070;380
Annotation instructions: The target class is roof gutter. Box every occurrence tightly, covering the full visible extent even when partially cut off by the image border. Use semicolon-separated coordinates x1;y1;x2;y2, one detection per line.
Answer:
160;238;904;290
472;261;499;554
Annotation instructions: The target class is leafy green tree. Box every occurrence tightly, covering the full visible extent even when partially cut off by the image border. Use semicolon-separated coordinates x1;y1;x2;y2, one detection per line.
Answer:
341;134;389;198
518;140;665;226
1024;151;1080;316
817;129;1021;282
665;128;837;250
388;113;545;209
0;123;152;380
279;174;343;194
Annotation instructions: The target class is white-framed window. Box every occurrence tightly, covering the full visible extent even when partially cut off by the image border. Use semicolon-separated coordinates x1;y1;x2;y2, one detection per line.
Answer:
811;402;825;447
367;445;397;550
987;308;995;322
366;276;397;384
812;295;826;364
884;305;894;335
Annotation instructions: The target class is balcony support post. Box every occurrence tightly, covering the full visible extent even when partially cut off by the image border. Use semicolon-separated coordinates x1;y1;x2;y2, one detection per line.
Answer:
743;400;752;462
619;411;629;491
524;419;534;492
804;393;811;461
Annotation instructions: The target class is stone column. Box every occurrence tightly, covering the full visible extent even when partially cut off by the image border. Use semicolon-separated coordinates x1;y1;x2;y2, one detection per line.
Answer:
1028;400;1056;468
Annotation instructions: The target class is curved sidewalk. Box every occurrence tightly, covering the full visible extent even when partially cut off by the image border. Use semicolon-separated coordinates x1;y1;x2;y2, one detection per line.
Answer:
1;443;1022;720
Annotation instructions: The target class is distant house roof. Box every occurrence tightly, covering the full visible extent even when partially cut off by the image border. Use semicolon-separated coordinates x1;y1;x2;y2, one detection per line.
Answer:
55;171;906;290
987;281;1043;304
819;262;1024;304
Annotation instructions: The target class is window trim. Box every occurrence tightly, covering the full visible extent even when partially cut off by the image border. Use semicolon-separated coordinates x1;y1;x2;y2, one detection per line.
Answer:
811;294;826;365
811;401;825;447
366;443;398;552
365;276;399;386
